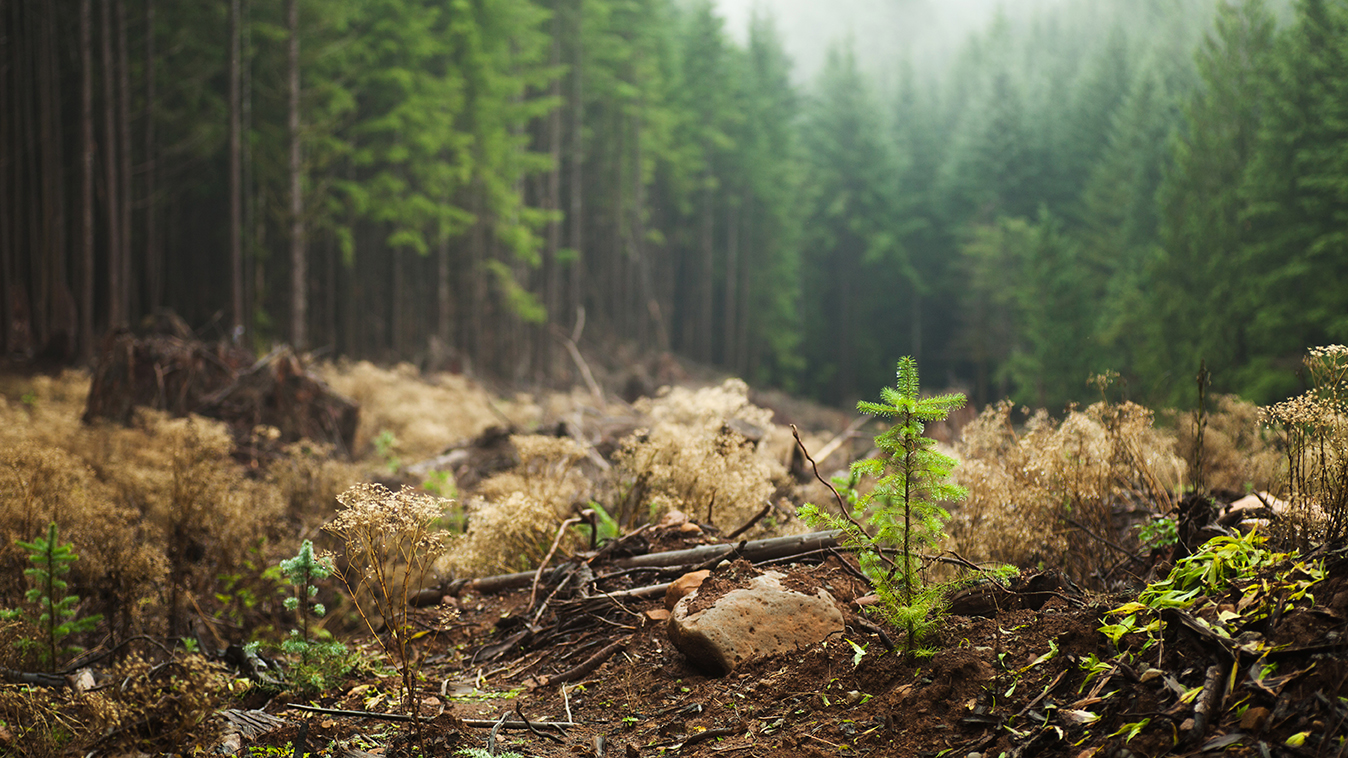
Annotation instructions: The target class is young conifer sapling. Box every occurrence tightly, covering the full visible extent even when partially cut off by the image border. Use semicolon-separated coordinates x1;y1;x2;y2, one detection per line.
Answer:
800;357;967;656
2;522;102;671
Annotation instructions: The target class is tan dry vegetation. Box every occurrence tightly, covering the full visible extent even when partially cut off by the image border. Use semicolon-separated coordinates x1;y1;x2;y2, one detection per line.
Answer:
1169;393;1283;495
442;435;592;577
0;371;360;644
614;379;794;534
319;360;542;462
950;399;1185;584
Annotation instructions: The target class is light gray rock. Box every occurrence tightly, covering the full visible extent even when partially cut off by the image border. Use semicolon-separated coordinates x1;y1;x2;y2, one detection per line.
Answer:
667;570;844;675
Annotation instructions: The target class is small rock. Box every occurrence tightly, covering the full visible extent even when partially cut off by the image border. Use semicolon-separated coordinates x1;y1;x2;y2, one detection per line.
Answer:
645;608;671;621
1241;706;1271;732
665;570;711;611
667;570;844;675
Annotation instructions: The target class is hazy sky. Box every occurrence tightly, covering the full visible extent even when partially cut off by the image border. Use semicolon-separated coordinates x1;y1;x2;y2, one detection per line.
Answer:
711;0;1061;87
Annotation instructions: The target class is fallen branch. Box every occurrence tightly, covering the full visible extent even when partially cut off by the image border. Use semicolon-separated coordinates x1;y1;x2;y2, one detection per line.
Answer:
530;640;627;688
726;503;772;540
609;530;841;570
530;516;583;610
285;703;574;730
790;425;896;573
1189;664;1227;741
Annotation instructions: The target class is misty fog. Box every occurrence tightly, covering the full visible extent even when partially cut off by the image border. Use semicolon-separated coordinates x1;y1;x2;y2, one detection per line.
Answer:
712;0;1067;85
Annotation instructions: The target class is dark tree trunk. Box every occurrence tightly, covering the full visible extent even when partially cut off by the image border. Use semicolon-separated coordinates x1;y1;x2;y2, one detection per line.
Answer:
567;0;584;325
287;0;305;349
541;7;562;379
101;0;123;327
81;0;96;361
699;183;713;363
723;200;737;368
0;2;10;355
229;0;243;336
116;0;132;319
144;0;159;313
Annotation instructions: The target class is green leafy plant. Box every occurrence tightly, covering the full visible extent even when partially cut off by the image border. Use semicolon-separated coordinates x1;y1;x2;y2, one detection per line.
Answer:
325;483;449;740
277;540;351;694
1134;516;1178;550
799;357;968;656
374;430;402;475
1;522;102;671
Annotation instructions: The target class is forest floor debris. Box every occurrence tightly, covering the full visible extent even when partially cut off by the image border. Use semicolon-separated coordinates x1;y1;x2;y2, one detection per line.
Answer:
1;357;1345;758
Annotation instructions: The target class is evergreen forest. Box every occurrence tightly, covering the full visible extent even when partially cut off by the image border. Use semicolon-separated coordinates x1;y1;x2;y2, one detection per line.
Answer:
3;0;1344;409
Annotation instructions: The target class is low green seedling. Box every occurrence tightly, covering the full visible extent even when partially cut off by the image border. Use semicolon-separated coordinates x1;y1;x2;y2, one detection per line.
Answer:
276;539;352;693
0;522;102;671
799;357;969;656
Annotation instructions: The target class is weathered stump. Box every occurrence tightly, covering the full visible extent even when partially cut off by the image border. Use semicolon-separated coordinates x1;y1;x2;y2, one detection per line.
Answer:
83;330;358;456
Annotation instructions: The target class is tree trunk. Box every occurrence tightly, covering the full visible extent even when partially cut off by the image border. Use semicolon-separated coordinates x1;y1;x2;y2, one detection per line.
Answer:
699;182;714;363
81;0;96;361
229;0;243;337
0;2;10;355
144;0;159;314
567;0;584;325
116;0;132;319
723;200;737;368
287;0;306;350
101;0;123;328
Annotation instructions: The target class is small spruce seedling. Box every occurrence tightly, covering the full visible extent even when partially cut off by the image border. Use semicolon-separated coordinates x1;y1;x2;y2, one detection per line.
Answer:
800;357;966;656
2;522;102;671
276;539;350;693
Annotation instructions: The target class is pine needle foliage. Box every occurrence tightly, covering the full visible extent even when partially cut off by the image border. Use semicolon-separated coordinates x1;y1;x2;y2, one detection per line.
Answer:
3;522;102;671
800;357;967;656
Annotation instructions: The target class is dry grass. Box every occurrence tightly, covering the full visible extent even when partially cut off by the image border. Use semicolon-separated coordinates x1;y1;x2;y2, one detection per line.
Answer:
950;397;1185;586
615;379;791;534
0;652;229;756
319;360;542;463
1169;394;1283;495
442;435;592;577
1261;345;1348;545
0;372;353;642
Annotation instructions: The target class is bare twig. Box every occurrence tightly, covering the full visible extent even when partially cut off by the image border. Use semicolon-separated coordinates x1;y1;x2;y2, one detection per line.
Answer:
551;307;603;407
790;425;895;571
727;502;772;540
811;414;870;467
529;516;582;610
533;639;627;687
515;701;566;743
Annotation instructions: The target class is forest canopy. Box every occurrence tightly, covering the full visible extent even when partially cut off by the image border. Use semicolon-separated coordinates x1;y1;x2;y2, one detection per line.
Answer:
1;0;1340;409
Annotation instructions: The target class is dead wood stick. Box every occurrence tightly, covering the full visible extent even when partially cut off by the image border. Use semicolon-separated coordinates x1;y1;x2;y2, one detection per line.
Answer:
0;667;68;688
727;502;772;540
285;703;574;729
530;516;583;610
609;530;841;570
551;307;603;407
452;531;842;596
682;724;746;747
533;640;627;688
810;415;870;467
515;701;565;743
688;540;746;573
1189;664;1227;740
791;425;896;573
576;582;672;609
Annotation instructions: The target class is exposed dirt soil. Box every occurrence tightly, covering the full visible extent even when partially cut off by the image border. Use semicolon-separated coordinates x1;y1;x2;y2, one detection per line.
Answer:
224;534;1348;758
